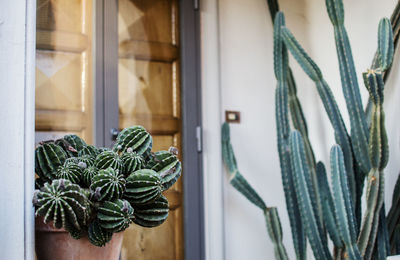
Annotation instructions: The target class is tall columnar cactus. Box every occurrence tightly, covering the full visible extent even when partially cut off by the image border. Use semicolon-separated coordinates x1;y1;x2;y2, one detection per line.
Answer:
113;126;152;155
221;123;289;260
222;0;400;259
34;125;182;247
34;179;88;237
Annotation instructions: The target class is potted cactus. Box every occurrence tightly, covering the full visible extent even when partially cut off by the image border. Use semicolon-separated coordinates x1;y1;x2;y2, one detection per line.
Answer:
33;126;181;260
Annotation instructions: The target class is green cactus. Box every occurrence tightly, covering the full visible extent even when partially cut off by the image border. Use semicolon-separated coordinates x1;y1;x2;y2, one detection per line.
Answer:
330;145;361;260
221;1;400;260
133;194;169;228
146;148;182;191
64;134;87;153
35;142;68;182
33;125;181;247
66;155;95;169
54;161;82;184
88;220;113;247
221;122;289;260
113;126;152;155
97;199;134;232
95;150;124;173
81;165;98;187
90;168;126;202
34;179;88;236
124;169;162;205
79;145;100;157
121;150;145;175
273;12;307;260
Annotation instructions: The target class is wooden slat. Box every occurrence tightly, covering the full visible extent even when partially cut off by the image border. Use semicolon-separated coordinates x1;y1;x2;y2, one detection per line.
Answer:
119;40;178;62
120;114;180;135
165;189;182;210
35;109;86;132
36;29;89;53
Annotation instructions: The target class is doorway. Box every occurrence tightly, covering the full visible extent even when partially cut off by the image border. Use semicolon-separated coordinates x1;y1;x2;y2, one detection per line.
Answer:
34;0;203;259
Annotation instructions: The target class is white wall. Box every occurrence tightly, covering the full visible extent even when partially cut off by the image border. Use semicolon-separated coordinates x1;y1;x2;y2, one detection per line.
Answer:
202;0;400;259
0;0;36;259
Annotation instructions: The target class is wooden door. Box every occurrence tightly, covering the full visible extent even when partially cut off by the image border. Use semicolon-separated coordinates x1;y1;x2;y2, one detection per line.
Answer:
35;0;94;143
118;0;184;259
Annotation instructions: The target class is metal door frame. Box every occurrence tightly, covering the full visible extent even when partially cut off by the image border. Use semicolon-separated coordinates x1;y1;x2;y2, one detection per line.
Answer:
95;0;205;259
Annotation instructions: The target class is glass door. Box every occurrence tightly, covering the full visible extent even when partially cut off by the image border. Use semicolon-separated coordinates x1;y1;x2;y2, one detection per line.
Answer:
35;0;94;143
117;1;183;259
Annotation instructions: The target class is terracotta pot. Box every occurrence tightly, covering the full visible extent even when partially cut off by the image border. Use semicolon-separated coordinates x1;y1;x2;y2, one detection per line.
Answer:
35;217;124;260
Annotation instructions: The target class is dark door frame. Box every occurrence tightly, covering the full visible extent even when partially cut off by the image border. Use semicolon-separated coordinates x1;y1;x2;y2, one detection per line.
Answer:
95;1;205;259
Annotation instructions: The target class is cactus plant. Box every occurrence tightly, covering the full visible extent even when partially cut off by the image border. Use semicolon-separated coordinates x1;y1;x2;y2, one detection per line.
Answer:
222;0;400;259
121;150;145;175
97;199;134;233
88;219;113;247
133;194;169;228
124;169;162;205
33;125;182;247
81;165;98;187
90;168;126;202
79;145;100;157
146;148;182;190
34;179;88;237
95;150;124;173
54;161;82;184
113;126;152;155
35;142;68;182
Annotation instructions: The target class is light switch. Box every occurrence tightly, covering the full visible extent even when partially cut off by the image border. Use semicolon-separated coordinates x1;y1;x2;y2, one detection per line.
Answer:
225;111;241;123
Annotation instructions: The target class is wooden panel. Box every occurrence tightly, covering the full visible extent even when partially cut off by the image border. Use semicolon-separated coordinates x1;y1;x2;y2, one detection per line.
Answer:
119;60;173;117
36;51;83;111
118;0;173;44
36;0;83;33
36;30;89;53
120;114;179;135
35;0;94;144
35;110;86;132
119;40;178;62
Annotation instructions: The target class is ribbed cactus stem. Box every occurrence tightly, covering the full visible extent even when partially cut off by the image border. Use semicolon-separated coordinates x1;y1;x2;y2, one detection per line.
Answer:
330;145;361;260
281;26;356;204
325;0;371;174
289;130;331;260
264;207;289;260
358;70;388;259
273;12;306;260
316;162;343;248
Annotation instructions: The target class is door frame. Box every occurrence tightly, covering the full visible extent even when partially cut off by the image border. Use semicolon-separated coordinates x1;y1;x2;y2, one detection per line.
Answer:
94;1;205;259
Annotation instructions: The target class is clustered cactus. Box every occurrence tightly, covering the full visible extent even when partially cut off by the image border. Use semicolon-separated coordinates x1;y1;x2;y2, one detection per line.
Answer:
222;0;400;259
33;125;181;247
